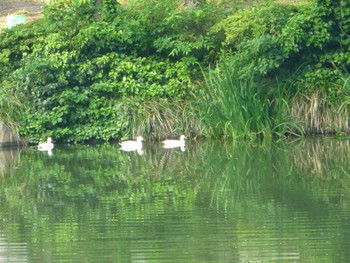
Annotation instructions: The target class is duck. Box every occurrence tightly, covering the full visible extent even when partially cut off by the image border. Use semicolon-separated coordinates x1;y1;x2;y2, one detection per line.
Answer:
119;136;144;152
162;135;186;149
38;137;54;151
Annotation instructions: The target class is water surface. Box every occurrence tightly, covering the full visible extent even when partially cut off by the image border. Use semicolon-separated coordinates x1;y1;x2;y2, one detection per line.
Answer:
0;138;349;262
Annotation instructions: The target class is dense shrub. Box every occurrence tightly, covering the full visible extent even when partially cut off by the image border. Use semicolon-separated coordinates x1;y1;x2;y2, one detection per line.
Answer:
1;0;350;142
212;0;350;96
1;0;222;142
288;0;350;95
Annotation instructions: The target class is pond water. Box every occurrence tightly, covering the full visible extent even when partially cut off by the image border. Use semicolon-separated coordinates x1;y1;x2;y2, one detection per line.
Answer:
0;137;349;262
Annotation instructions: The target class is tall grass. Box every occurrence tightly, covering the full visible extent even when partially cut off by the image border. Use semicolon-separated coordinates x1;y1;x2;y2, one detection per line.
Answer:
0;82;24;135
289;76;350;136
290;92;350;135
118;98;205;141
200;61;300;141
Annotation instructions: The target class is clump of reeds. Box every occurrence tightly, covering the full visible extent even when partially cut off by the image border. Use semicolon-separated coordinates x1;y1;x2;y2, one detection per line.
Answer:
200;62;297;141
118;98;204;141
0;81;24;135
290;91;350;135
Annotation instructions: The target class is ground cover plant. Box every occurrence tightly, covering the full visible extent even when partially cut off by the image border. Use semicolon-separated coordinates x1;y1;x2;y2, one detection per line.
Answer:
0;0;350;143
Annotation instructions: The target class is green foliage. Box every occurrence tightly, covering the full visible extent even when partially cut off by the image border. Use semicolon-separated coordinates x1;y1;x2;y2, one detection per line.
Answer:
202;62;269;140
0;20;49;81
44;0;96;27
0;81;24;134
200;61;300;140
153;1;231;63
278;0;350;95
229;34;287;79
1;0;350;142
9;45;193;142
280;3;333;53
102;0;121;18
212;3;297;49
210;3;297;81
212;0;350;104
1;0;211;143
1;0;233;143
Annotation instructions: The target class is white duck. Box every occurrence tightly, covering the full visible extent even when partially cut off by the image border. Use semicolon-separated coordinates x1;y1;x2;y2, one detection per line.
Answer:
119;136;144;152
38;137;54;155
38;137;54;151
162;135;186;150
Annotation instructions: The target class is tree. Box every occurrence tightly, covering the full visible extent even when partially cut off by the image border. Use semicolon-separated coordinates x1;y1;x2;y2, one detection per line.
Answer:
46;0;101;7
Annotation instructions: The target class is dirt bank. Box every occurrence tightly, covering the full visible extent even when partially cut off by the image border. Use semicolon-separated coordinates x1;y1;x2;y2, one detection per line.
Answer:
0;1;44;29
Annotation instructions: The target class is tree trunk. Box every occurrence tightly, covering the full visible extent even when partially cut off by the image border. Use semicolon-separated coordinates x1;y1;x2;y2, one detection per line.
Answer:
185;0;205;8
94;0;102;20
95;0;102;8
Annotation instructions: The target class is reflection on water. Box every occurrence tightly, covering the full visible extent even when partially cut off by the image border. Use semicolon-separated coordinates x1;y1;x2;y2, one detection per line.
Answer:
0;147;21;177
0;234;28;262
0;138;349;262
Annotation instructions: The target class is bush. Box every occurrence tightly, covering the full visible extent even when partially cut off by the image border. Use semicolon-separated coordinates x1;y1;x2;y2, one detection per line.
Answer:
0;0;236;142
2;0;350;142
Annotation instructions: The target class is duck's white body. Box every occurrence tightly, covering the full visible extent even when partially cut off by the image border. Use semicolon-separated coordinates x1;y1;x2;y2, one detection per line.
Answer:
119;136;144;152
162;135;186;149
38;137;54;151
38;137;54;155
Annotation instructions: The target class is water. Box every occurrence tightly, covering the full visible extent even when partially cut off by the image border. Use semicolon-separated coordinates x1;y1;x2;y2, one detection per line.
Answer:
0;138;349;262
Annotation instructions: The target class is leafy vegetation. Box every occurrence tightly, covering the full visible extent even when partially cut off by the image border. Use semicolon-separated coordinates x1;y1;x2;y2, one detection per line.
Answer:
201;62;302;141
0;0;350;143
1;0;203;143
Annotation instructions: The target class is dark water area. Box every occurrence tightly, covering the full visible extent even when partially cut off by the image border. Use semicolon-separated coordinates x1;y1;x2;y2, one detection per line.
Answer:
0;137;349;262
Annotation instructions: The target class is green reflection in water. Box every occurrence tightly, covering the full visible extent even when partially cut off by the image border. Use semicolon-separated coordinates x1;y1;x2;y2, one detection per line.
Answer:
0;138;349;262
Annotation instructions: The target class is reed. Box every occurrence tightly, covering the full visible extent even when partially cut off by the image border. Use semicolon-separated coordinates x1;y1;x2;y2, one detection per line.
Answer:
200;62;296;140
290;91;350;135
119;98;204;141
0;82;24;134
